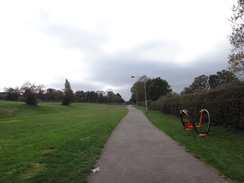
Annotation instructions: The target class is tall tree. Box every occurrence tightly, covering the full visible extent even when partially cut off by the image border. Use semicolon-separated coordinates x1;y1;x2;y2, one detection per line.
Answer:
130;76;149;103
44;88;63;100
190;75;209;92
146;77;172;101
45;88;54;100
130;81;144;103
216;70;239;86
62;79;74;105
228;0;244;78
208;74;219;89
86;91;98;103
75;90;87;102
107;91;115;103
52;90;63;101
131;76;172;102
181;75;208;94
4;87;21;101
116;93;124;103
181;70;240;94
96;90;107;103
180;86;193;95
106;91;124;103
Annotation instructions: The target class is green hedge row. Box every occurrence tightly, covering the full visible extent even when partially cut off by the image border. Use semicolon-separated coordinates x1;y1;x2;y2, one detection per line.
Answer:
150;82;244;129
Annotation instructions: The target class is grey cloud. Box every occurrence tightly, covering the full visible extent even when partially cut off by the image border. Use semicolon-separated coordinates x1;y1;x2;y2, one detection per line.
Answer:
87;40;231;95
88;39;184;83
41;22;108;53
167;43;231;92
41;24;231;99
72;82;101;92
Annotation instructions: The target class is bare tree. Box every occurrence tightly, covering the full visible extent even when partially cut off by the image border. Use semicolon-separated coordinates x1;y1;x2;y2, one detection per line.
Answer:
21;82;44;105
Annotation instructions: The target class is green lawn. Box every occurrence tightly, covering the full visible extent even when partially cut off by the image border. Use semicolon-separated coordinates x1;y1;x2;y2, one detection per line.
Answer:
139;107;244;183
0;101;128;183
1;101;243;183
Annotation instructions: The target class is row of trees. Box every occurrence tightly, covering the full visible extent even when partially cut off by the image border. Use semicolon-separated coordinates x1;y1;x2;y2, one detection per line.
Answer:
130;70;241;105
2;79;124;105
3;82;45;105
74;90;124;103
181;70;240;94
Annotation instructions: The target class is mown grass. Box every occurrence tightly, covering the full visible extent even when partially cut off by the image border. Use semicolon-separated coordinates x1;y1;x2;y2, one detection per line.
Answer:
138;107;244;183
0;100;128;183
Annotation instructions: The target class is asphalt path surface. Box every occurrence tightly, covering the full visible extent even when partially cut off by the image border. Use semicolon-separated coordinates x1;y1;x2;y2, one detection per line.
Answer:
88;105;228;183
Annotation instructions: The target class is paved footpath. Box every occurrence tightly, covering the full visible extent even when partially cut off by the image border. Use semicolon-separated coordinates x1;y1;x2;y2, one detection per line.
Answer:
88;106;228;183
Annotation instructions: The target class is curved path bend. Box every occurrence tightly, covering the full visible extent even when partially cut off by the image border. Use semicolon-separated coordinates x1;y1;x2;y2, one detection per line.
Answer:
88;106;228;183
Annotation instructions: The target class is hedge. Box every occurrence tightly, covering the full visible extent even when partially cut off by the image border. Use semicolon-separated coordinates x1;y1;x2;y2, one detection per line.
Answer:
150;82;244;129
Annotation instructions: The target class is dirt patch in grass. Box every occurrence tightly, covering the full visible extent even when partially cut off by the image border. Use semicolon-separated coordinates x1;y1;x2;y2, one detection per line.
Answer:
0;120;19;124
39;147;55;157
0;139;10;151
0;108;15;118
19;163;46;180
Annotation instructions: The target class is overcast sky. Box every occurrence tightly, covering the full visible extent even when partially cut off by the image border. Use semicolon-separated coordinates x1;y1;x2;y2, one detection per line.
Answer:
0;0;236;100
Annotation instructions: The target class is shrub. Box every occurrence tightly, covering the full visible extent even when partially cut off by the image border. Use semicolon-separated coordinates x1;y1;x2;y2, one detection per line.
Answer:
21;82;44;105
151;82;244;129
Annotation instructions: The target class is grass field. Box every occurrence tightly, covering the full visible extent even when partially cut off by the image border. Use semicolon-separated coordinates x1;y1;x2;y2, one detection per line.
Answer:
138;107;244;183
0;101;128;183
1;101;243;183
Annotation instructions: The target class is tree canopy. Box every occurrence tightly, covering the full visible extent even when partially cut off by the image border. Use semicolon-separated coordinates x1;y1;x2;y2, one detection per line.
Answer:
4;87;21;101
2;80;125;104
74;90;124;103
181;70;240;94
21;82;44;105
130;76;172;103
228;0;244;78
147;77;172;101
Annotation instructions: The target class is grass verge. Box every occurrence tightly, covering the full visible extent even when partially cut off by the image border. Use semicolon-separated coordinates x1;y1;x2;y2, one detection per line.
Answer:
0;101;128;183
138;107;244;183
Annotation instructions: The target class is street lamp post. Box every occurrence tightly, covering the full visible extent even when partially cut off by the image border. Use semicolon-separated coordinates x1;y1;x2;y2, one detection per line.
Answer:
131;76;148;111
